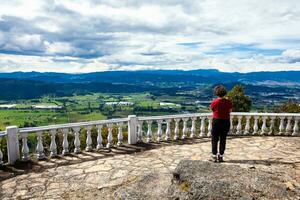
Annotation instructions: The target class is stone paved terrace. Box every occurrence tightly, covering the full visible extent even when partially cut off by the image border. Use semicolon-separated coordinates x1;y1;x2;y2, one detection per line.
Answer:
1;136;300;199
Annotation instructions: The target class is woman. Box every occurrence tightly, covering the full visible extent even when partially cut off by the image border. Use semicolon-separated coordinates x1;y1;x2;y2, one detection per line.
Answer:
210;85;232;162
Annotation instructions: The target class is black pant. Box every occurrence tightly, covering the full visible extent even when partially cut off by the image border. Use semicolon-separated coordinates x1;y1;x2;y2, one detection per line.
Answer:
211;118;230;155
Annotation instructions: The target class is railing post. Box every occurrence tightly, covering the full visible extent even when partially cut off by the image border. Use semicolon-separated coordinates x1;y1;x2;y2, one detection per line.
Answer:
292;117;299;136
260;116;268;135
165;119;171;141
137;122;143;142
128;115;137;145
268;117;275;135
156;120;162;142
244;116;251;135
207;117;212;137
6;126;20;165
253;116;259;135
236;116;243;135
0;148;3;165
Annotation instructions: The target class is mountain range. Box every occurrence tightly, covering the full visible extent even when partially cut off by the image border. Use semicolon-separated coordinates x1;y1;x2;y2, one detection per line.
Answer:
0;69;299;101
1;69;300;84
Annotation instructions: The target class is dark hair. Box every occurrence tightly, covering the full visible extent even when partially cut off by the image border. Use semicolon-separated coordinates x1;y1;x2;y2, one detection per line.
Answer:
214;85;227;97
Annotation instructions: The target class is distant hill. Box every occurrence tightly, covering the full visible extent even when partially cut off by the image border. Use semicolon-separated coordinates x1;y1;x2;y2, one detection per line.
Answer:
0;78;158;100
0;69;299;85
0;69;299;100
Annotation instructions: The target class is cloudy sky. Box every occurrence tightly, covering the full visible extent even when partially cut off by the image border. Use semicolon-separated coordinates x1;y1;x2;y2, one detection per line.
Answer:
0;0;300;73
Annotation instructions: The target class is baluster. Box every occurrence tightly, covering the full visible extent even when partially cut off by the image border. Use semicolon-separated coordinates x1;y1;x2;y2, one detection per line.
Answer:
36;131;45;160
49;129;57;157
85;126;93;151
157;120;163;142
253;116;259;135
199;117;206;137
106;124;113;148
146;121;152;143
236;116;242;135
285;117;292;135
21;133;29;161
182;118;188;139
207;117;212;137
96;125;103;150
268;117;275;135
117;122;123;146
244;116;251;135
165;119;171;141
190;117;196;138
137;122;143;142
229;116;234;135
292;117;299;136
62;128;69;155
174;119;180;140
73;127;81;153
279;117;285;135
260;116;268;135
0;148;3;165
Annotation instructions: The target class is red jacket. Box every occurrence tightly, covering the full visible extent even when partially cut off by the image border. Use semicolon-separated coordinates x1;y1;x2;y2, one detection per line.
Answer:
210;98;232;119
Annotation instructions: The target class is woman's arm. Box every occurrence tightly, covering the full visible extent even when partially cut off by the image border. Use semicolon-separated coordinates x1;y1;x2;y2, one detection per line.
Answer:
210;100;216;111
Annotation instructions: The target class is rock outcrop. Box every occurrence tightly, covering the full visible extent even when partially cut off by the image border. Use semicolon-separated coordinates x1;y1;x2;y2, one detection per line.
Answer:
168;160;300;200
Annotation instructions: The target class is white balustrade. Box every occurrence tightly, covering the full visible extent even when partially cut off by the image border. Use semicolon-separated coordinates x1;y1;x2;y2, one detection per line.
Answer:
62;128;69;155
293;117;299;136
36;131;45;160
244;116;251;135
49;129;57;157
96;125;103;150
236;116;243;135
85;126;93;151
0;112;299;165
260;116;268;135
117;122;123;146
146;120;152;143
165;119;171;141
207;117;212;137
174;119;180;140
279;117;285;135
190;117;196;138
157;120;163;142
285;117;292;135
199;117;206;137
73;127;81;154
106;124;113;148
21;133;29;161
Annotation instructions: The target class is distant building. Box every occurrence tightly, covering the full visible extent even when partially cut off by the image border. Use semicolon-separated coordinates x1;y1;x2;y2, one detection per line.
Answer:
160;102;181;107
32;105;63;109
105;101;134;106
195;100;211;104
0;104;17;109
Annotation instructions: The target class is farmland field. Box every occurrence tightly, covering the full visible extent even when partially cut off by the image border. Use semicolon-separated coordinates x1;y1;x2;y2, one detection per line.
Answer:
0;92;209;131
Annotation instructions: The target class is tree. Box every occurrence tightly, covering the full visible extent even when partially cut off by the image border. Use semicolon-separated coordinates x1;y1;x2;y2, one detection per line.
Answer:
274;100;300;113
88;101;92;113
227;85;252;112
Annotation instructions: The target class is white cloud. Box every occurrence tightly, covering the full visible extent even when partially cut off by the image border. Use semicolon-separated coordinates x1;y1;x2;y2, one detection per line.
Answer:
14;34;43;50
45;42;74;54
282;49;300;59
0;0;299;72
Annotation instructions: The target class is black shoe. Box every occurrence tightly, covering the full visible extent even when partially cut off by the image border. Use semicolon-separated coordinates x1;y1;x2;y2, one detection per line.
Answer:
218;154;224;162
